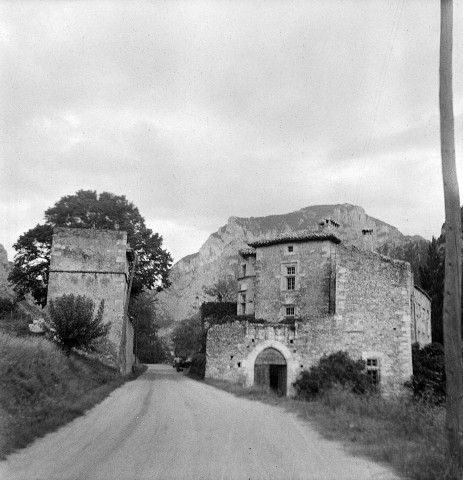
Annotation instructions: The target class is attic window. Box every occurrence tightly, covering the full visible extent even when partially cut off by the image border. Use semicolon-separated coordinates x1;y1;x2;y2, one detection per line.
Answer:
286;307;295;316
362;228;374;236
287;245;294;253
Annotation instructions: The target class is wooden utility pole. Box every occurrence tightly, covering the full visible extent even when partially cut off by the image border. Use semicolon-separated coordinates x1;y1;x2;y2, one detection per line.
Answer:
439;0;463;475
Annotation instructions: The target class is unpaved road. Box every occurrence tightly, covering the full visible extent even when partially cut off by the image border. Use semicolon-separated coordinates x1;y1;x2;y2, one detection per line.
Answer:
0;365;400;480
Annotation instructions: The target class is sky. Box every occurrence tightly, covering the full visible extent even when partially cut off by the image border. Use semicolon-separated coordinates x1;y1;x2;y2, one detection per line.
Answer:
1;0;463;265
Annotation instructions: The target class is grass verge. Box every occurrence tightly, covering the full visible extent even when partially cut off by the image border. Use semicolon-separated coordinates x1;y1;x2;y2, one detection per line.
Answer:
204;379;450;480
0;332;145;459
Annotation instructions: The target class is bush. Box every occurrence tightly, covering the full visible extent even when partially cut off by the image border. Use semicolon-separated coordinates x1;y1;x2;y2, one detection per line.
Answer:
293;351;375;400
0;297;16;316
48;294;109;354
189;352;206;379
200;302;237;320
409;342;446;404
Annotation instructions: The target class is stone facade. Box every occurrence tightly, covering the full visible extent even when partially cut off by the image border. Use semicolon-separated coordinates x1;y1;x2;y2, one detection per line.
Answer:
411;286;432;345
48;228;135;374
206;230;432;396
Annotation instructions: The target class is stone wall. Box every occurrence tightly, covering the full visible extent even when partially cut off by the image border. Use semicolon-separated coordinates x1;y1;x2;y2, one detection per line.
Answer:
48;228;134;374
254;240;336;322
411;286;432;345
207;240;429;395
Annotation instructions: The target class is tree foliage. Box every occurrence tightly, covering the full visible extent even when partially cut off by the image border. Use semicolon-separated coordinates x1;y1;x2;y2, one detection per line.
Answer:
171;314;204;358
202;276;237;302
48;294;109;354
9;190;172;307
129;292;170;363
293;351;375;400
419;237;445;344
409;342;446;404
377;239;429;287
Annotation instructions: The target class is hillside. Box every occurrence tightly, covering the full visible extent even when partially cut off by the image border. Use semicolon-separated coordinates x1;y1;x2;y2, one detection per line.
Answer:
158;204;428;321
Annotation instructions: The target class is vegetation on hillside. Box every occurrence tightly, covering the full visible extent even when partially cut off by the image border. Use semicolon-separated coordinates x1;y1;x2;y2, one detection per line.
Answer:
0;332;135;458
8;190;172;307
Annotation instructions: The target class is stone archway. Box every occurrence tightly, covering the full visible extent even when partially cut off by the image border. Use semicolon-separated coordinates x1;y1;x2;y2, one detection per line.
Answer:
254;347;287;395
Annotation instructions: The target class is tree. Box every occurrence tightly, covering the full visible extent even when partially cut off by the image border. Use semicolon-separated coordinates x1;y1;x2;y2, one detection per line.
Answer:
9;190;172;307
48;294;109;355
419;237;445;344
129;292;170;363
171;314;204;358
202;276;237;302
439;0;463;473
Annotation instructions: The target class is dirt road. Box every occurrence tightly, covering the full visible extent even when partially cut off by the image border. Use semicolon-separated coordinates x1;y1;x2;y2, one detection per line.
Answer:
0;365;400;480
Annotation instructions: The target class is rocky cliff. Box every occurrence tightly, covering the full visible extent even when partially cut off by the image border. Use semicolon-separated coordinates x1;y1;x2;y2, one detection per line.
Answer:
158;204;427;321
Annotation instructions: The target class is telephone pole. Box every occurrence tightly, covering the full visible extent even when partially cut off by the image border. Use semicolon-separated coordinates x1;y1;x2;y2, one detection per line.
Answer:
439;0;463;475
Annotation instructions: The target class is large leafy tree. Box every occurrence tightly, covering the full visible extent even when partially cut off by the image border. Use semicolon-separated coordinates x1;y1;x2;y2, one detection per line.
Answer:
8;190;172;307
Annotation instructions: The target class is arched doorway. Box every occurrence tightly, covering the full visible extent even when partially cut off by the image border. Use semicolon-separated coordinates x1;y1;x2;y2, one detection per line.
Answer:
254;347;287;395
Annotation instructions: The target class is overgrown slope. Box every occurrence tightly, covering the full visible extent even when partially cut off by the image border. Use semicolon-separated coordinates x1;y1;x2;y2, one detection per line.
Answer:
0;333;128;458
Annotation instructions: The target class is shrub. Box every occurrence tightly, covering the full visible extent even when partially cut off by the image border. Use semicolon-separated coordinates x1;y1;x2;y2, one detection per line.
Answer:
189;352;206;379
0;297;16;316
48;294;109;354
409;342;446;404
200;302;237;320
293;351;375;400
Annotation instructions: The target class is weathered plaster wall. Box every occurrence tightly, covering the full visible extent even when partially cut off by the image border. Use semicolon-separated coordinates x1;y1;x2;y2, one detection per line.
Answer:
48;228;133;373
254;240;336;322
411;287;432;346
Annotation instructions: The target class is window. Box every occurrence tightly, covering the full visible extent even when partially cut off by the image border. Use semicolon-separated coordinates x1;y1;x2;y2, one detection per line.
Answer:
366;358;380;386
242;264;247;277
287;277;295;290
287;245;294;253
286;266;295;275
286;306;295;316
240;293;246;315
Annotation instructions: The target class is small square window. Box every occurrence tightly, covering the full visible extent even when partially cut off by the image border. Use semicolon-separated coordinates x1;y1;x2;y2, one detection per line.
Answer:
286;306;295;316
286;266;295;275
288;246;294;253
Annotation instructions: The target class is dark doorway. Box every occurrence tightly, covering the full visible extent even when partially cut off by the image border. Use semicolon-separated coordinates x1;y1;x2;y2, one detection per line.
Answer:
254;348;287;395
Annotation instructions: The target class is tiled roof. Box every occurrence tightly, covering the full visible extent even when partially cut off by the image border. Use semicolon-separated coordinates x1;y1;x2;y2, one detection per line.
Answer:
239;247;256;257
248;230;341;248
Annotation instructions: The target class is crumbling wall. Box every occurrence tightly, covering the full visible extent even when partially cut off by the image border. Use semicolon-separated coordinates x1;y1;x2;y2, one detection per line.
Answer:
411;286;432;346
48;228;133;373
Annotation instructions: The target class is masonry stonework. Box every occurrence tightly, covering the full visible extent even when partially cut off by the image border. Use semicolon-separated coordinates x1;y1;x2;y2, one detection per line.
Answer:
205;230;432;396
48;228;135;374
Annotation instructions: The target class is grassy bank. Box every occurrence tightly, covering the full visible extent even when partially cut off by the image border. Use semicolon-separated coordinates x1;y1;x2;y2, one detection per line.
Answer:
0;332;141;459
205;379;450;480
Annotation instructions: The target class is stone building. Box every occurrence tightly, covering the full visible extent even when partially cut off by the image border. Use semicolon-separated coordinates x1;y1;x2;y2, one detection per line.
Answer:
206;229;431;396
48;228;135;374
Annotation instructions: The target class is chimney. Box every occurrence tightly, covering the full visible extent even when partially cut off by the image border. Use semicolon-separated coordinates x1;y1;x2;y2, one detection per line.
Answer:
361;228;375;252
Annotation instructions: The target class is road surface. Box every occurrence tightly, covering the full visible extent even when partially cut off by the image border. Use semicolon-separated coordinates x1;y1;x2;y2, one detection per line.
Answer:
0;365;400;480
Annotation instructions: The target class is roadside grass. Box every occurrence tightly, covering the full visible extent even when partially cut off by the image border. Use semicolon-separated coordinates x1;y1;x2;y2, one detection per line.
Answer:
204;378;450;480
0;332;144;459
